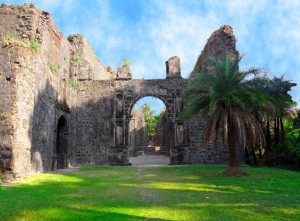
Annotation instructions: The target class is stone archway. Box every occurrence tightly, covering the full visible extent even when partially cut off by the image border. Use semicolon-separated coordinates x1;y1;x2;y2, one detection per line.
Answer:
110;77;188;166
53;115;69;170
128;96;169;158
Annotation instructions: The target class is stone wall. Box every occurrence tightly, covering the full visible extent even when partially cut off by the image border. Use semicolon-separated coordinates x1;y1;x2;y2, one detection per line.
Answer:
129;109;145;156
69;34;113;80
0;39;17;179
74;80;115;166
0;4;110;179
152;113;169;154
192;25;239;75
0;4;245;179
0;4;68;178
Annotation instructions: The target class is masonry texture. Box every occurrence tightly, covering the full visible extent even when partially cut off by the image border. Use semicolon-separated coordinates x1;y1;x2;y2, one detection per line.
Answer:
0;4;244;180
129;109;145;157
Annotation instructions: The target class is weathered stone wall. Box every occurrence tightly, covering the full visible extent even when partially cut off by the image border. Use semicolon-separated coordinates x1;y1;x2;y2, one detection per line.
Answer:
192;25;239;75
186;24;244;165
74;80;115;166
69;34;112;80
129;109;145;156
0;42;17;179
152;114;169;154
1;5;245;179
0;4;110;179
0;4;70;178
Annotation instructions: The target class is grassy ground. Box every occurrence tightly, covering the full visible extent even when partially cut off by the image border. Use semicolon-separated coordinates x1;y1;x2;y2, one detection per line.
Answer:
1;166;300;221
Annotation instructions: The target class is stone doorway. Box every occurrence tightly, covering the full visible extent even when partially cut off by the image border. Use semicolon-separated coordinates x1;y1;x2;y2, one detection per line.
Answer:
110;79;188;166
53;116;68;170
128;96;170;165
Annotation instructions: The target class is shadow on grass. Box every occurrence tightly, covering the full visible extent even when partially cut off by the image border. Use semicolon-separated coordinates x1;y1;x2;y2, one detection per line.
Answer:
0;166;299;220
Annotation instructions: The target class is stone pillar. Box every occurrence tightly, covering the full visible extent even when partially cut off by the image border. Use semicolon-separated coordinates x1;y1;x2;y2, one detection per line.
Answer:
115;95;124;118
166;56;181;79
116;123;124;146
175;95;183;115
175;123;184;145
116;59;132;80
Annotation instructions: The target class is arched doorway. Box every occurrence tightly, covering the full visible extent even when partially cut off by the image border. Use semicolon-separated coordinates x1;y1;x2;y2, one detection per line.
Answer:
128;96;170;166
110;78;188;166
53;116;68;170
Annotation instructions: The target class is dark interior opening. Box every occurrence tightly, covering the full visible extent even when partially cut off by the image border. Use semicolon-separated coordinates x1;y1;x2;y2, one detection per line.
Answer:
55;116;68;169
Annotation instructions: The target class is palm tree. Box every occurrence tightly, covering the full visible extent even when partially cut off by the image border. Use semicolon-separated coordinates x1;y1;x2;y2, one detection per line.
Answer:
180;55;266;176
246;75;297;165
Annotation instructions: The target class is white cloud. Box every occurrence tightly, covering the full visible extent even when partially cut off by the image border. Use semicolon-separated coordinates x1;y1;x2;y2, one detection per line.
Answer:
5;0;300;105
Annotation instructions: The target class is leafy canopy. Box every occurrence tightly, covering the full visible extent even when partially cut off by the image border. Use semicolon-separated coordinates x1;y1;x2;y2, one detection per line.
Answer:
180;55;266;152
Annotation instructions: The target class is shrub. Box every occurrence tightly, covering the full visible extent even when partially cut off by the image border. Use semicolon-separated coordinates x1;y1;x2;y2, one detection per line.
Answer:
49;64;59;74
67;34;74;42
67;79;80;90
73;55;81;62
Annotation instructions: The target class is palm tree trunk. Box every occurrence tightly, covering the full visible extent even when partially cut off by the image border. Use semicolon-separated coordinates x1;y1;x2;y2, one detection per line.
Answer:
251;146;258;166
266;117;271;165
228;120;239;167
280;117;285;142
274;117;280;145
223;118;249;177
266;117;271;152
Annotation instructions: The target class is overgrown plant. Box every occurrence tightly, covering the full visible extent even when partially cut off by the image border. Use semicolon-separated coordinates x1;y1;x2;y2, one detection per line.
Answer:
120;58;132;67
67;79;80;90
1;33;40;52
67;34;74;41
49;64;59;74
29;38;40;52
73;55;81;62
20;4;29;13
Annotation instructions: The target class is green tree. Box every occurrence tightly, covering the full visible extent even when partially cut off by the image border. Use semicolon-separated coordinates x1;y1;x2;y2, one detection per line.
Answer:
180;55;266;176
246;74;297;165
141;103;157;140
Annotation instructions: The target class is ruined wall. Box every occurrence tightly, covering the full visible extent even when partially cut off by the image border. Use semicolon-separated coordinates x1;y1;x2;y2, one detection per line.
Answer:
129;109;145;157
0;4;70;178
0;35;17;179
74;80;115;166
0;5;245;179
152;114;169;154
0;4;110;179
0;4;42;179
69;34;113;80
192;25;239;75
184;25;244;165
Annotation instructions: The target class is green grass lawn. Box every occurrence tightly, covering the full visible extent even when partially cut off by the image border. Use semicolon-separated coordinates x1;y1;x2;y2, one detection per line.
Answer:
1;166;300;221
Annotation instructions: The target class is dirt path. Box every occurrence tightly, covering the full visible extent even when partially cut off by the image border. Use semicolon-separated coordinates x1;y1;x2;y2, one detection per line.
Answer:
129;154;170;167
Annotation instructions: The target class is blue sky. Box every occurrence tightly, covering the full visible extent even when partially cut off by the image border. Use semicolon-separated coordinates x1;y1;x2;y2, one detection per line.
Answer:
3;0;300;113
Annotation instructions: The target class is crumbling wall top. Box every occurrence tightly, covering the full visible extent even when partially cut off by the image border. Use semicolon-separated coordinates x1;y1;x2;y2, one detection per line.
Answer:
68;34;114;80
192;24;239;75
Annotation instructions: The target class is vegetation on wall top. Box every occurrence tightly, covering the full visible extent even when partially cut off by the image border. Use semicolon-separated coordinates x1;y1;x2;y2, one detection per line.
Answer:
1;33;40;52
67;79;80;90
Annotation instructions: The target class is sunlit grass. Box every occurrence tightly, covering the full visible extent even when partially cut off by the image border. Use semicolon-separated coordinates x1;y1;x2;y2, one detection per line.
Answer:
0;166;299;221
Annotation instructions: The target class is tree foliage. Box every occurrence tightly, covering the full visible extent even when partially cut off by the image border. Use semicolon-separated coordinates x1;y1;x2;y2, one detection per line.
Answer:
181;54;298;171
141;103;164;140
246;74;297;167
181;55;267;174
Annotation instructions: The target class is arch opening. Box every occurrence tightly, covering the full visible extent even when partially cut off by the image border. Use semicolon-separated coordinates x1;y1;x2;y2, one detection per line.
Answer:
53;116;69;170
128;96;170;166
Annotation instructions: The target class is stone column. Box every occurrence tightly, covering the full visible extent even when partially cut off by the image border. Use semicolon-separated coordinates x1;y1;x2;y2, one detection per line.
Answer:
116;123;124;146
175;123;184;145
175;96;183;115
166;56;181;79
115;95;123;118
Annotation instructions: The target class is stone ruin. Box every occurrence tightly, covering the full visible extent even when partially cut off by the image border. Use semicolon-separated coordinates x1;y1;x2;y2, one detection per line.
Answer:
0;4;242;180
